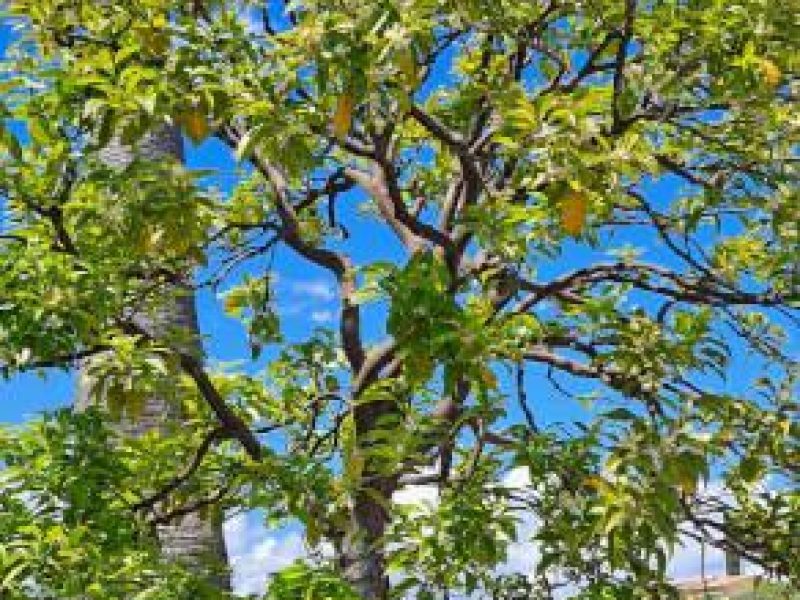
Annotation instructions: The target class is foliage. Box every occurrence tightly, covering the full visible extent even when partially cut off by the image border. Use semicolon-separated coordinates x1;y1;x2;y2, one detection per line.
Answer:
0;0;798;598
738;582;800;599
0;409;230;599
264;562;360;600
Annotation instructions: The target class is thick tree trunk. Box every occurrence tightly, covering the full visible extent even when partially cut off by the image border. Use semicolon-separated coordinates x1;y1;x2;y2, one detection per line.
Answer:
75;124;231;590
341;490;391;599
340;397;396;599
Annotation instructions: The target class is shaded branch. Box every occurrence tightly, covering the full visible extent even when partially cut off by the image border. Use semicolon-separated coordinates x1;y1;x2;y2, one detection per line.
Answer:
611;0;637;132
132;426;229;513
149;485;232;526
121;320;262;461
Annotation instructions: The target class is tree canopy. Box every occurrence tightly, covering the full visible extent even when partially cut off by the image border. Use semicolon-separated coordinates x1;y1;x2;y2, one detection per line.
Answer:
0;0;798;598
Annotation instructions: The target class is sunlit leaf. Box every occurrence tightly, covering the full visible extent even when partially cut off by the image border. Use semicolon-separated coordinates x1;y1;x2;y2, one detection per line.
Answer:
182;110;209;144
560;190;588;235
332;94;354;141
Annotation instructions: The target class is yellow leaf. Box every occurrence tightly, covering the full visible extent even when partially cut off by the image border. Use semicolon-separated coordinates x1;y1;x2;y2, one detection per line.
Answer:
561;190;588;236
584;475;610;493
182;110;209;144
43;288;64;308
139;28;170;55
397;48;418;89
678;473;698;495
603;508;626;534
144;227;164;251
344;452;365;489
758;57;781;88
479;366;498;389
397;92;411;114
223;293;243;316
332;94;353;141
152;13;168;29
306;518;320;548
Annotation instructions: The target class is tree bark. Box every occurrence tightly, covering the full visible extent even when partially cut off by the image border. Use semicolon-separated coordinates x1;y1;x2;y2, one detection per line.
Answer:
75;124;231;590
341;490;391;599
338;395;397;599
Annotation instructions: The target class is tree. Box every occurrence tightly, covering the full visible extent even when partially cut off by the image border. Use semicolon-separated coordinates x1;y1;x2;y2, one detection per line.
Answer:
73;124;231;590
0;1;798;598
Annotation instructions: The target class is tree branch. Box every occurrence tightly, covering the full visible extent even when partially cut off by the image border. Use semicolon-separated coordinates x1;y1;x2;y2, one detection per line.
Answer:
611;0;637;132
132;426;229;513
121;320;262;461
217;125;365;372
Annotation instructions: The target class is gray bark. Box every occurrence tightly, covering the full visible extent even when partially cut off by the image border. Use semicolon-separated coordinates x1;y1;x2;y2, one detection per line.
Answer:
75;124;231;590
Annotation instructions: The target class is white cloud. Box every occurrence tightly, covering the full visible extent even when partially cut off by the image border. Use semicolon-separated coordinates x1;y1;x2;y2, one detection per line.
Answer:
503;466;531;490
290;280;336;301
392;473;439;507
311;310;335;324
224;513;307;596
224;466;522;594
667;480;762;582
668;535;727;581
499;468;540;578
391;464;532;506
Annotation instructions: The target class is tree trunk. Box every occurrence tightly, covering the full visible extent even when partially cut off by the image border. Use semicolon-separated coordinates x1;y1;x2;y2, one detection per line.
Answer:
341;490;391;599
75;124;231;590
339;397;396;599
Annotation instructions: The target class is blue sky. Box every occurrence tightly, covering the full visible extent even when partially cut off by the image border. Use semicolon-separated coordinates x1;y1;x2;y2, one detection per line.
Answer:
0;8;790;595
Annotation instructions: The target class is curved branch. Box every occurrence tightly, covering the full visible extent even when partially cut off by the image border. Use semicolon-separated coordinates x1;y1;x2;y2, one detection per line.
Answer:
217;125;365;372
132;426;229;513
